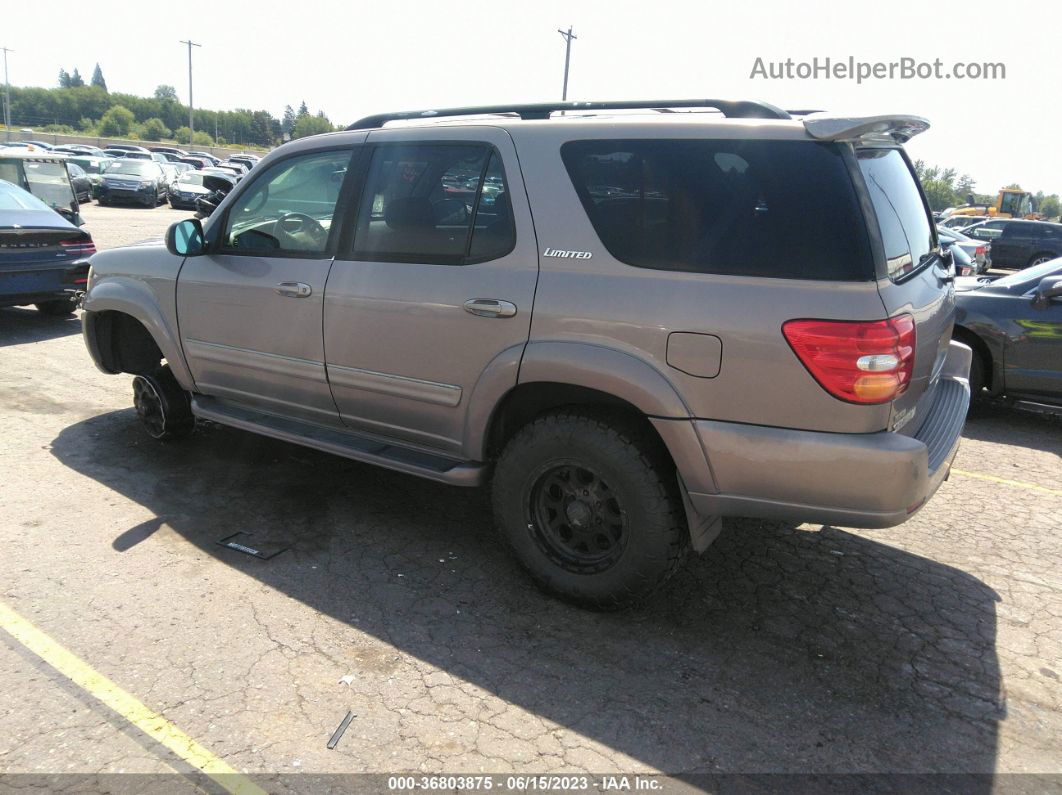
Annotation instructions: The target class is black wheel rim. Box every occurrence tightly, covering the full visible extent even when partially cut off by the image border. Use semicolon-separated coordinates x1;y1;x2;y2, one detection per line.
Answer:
132;377;167;438
527;462;628;574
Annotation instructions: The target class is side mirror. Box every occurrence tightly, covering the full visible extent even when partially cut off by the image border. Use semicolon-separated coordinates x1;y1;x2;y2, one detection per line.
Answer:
1032;275;1062;310
166;218;205;257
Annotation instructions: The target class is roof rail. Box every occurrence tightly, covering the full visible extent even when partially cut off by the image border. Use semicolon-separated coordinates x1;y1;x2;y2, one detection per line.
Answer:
346;99;792;130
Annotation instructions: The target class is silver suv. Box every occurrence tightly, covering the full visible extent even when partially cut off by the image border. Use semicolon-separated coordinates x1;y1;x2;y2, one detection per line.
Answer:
81;100;971;608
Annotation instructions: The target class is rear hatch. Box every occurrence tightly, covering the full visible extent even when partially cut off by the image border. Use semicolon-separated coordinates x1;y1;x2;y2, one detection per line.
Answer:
854;146;955;433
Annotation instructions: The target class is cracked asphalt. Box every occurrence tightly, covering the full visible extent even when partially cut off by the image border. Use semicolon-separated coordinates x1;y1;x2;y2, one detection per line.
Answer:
1;203;1060;787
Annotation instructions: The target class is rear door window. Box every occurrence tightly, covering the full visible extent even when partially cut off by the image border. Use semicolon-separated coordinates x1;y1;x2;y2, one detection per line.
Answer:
857;148;935;280
561;139;873;280
351;143;515;265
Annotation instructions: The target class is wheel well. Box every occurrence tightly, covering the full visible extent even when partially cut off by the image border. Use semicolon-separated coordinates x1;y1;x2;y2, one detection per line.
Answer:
93;311;163;375
486;382;664;461
1029;251;1059;267
952;325;992;390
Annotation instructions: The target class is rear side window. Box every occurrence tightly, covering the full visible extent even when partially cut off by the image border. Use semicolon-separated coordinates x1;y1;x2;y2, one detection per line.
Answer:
560;139;873;281
351;143;515;265
858;148;934;279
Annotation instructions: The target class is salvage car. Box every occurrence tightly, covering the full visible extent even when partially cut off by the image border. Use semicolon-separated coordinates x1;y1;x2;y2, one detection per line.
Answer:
0;149;83;225
0;179;95;315
80;100;971;608
98;159;169;207
953;259;1062;409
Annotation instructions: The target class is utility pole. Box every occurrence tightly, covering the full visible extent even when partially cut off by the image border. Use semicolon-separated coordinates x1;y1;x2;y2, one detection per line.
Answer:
179;40;201;145
1;47;12;143
557;27;576;101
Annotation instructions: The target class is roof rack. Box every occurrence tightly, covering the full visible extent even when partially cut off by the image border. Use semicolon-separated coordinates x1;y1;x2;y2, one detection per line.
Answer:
346;99;792;130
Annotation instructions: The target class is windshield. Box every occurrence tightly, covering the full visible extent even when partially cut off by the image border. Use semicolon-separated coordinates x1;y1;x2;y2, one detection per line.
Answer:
0;178;58;213
106;161;155;177
993;259;1062;289
23;161;76;211
70;158;104;173
178;174;206;186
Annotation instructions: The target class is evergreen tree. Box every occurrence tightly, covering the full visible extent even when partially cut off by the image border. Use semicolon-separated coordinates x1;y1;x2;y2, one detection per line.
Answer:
281;105;296;134
91;63;107;92
297;101;309;118
69;68;85;88
58;69;71;88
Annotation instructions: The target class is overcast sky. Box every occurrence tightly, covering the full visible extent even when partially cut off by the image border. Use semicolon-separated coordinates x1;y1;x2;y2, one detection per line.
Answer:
5;0;1060;195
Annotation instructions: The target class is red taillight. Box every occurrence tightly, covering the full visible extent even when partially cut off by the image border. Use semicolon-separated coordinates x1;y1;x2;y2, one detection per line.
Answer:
782;315;916;405
974;245;987;256
60;238;96;258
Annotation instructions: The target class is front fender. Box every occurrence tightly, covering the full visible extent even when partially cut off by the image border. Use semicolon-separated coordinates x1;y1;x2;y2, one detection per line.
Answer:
82;277;194;390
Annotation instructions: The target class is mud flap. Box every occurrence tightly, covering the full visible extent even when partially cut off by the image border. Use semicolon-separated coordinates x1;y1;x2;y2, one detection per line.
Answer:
677;473;723;553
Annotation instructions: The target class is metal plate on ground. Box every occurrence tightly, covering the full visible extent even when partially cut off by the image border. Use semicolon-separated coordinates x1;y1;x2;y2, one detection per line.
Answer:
216;532;289;560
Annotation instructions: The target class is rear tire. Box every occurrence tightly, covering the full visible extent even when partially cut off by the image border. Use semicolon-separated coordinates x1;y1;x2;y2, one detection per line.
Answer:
35;297;78;316
492;409;688;610
1028;253;1056;268
132;365;195;440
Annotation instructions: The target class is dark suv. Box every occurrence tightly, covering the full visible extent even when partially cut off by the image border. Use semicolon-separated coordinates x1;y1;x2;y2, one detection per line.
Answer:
978;220;1062;270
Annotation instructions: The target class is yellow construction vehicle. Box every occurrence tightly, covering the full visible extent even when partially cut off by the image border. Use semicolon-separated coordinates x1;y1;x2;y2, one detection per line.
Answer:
943;188;1037;219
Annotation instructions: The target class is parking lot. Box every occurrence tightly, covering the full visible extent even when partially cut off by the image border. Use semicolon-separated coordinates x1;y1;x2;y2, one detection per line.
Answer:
1;203;1061;787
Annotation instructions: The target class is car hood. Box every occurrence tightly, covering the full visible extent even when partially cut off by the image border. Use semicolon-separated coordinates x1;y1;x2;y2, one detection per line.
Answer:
174;184;212;195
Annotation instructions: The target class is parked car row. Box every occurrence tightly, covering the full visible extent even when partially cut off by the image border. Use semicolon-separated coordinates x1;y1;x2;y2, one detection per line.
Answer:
937;216;1062;272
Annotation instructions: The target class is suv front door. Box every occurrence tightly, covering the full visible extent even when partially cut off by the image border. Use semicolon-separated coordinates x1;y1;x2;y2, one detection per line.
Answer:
176;144;359;425
323;127;538;456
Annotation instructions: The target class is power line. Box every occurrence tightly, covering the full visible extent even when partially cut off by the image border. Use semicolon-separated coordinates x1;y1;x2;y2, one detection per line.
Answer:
179;40;201;143
557;27;576;101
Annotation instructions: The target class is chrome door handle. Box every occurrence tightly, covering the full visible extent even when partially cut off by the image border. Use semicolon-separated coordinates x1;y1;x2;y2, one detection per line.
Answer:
276;282;312;298
463;298;517;318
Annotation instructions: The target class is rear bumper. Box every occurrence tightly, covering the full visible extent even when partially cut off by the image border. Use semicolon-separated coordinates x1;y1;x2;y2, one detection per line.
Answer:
0;261;90;307
683;341;972;529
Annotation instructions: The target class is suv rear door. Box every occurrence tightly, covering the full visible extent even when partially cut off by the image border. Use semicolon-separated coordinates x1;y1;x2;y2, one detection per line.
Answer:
857;147;955;430
322;127;538;456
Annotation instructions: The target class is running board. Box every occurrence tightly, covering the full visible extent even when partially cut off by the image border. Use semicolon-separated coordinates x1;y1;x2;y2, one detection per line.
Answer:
190;396;486;487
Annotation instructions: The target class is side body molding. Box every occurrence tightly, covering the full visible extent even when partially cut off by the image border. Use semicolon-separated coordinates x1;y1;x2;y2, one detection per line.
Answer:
82;276;195;390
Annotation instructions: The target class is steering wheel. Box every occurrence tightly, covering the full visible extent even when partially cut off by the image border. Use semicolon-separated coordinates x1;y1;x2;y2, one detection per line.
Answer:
276;212;327;249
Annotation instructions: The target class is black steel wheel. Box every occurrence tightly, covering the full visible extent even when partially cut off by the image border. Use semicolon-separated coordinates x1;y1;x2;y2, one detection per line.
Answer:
132;365;194;440
527;462;629;574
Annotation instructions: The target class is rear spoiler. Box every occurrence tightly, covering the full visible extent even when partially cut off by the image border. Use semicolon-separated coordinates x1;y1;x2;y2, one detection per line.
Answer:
803;115;929;144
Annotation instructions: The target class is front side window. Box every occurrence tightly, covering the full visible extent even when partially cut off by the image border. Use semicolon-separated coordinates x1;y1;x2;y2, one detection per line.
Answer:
352;143;515;265
222;149;352;255
562;139;873;280
858;148;935;279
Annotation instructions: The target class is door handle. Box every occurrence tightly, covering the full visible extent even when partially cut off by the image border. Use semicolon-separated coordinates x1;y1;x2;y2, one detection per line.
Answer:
463;298;517;318
276;282;312;298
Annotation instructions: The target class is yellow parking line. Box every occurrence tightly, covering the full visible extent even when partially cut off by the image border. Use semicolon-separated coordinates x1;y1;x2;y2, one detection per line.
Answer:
952;468;1062;498
0;600;266;795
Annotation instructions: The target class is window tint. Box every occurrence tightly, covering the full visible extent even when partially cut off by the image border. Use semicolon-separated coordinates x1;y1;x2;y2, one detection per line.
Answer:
24;161;75;211
223;149;352;255
352;143;513;265
561;139;873;281
468;152;515;262
858;148;934;279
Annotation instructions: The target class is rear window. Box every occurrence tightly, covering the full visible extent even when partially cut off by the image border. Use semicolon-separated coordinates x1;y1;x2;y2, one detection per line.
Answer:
857;148;935;279
560;139;873;281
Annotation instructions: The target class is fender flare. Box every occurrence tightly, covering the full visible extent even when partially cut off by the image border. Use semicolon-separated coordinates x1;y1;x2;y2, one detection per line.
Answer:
82;277;195;390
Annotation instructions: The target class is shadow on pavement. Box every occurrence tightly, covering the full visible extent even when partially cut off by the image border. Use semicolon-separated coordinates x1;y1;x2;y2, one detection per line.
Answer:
0;307;82;348
962;402;1062;457
51;410;1004;778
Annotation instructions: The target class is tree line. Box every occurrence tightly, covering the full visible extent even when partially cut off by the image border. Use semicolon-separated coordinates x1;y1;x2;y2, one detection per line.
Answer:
913;160;1060;219
4;65;339;148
